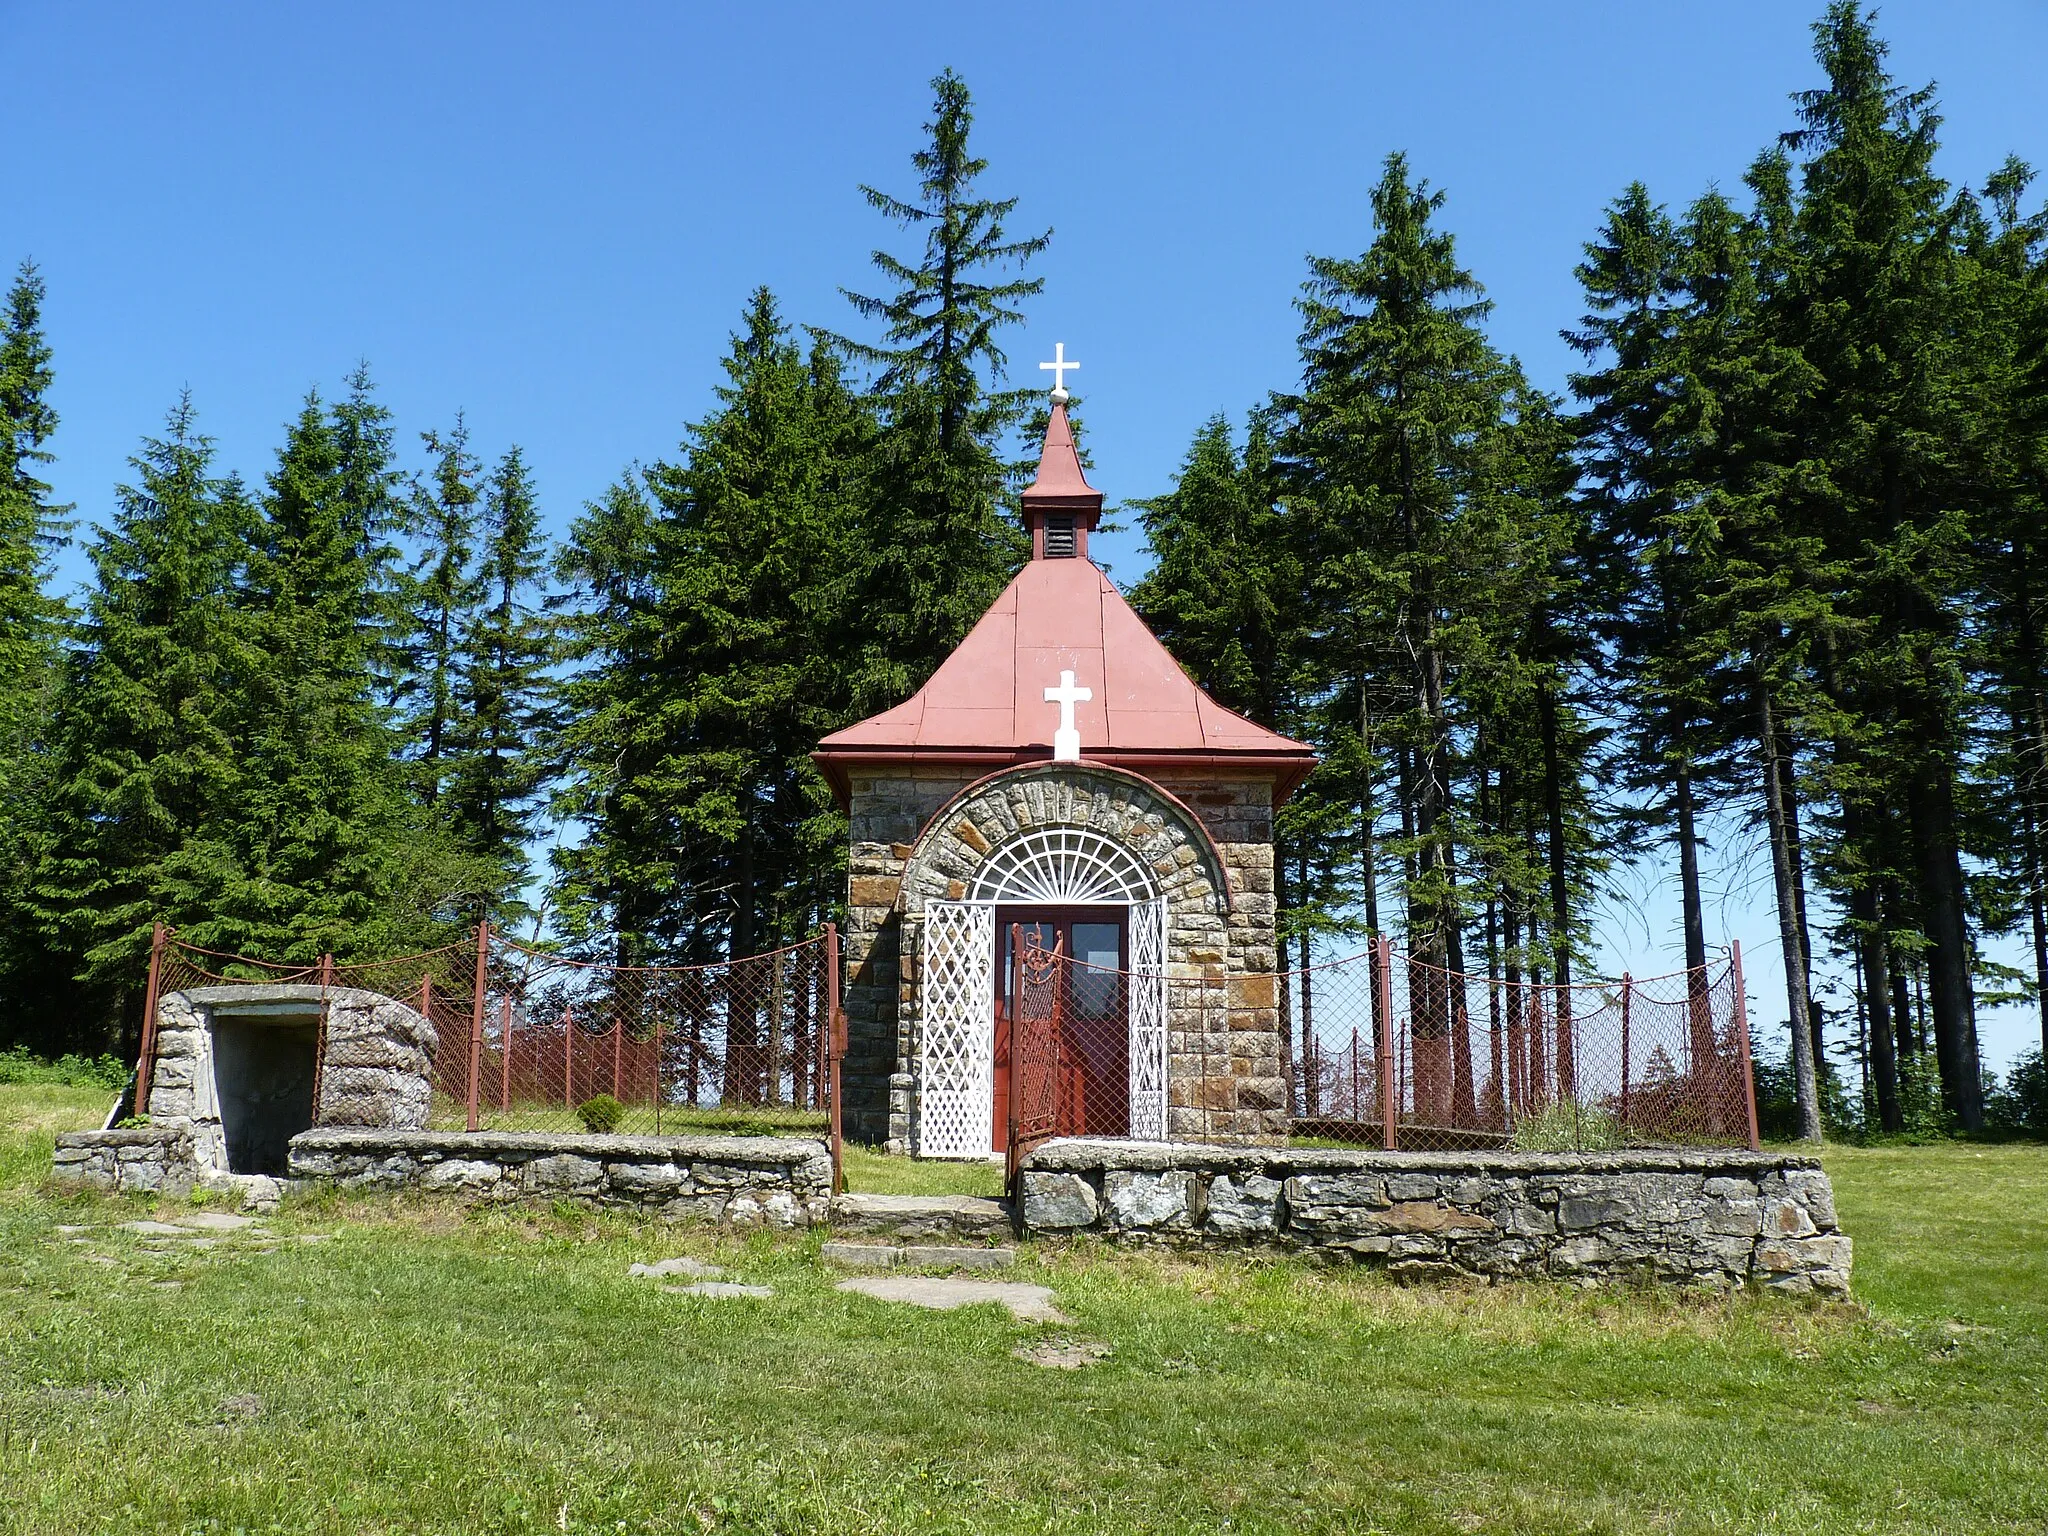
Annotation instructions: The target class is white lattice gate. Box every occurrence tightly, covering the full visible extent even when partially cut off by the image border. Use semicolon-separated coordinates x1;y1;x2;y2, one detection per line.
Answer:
917;901;996;1158
1128;897;1169;1138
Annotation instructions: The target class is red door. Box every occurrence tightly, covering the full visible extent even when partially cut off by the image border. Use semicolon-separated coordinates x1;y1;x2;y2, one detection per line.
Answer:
992;909;1128;1151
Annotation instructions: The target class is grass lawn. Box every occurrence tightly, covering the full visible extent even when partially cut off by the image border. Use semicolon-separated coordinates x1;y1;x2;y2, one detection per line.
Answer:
1;1086;2043;1534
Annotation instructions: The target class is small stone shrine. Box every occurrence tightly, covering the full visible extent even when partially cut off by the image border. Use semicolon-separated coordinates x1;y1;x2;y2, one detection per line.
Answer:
88;982;436;1187
815;349;1318;1158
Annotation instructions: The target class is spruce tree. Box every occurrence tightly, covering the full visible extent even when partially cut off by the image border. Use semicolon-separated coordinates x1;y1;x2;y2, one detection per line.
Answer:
1967;158;2048;1068
0;261;69;725
392;418;483;806
445;445;556;922
1278;154;1602;1122
557;291;867;962
826;69;1040;710
32;396;251;989
0;260;72;1037
1129;413;1300;728
215;370;479;959
1774;4;1984;1127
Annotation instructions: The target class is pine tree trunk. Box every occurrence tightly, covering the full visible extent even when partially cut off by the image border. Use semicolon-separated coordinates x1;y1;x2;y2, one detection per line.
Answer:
1444;838;1476;1128
1777;725;1827;1077
1757;678;1821;1140
1891;942;1915;1065
1361;689;1382;938
726;811;759;1104
1360;688;1385;1068
1858;882;1902;1132
2008;546;2048;1062
1905;767;1985;1129
2031;819;2048;1066
1673;755;1721;1110
1537;681;1575;1100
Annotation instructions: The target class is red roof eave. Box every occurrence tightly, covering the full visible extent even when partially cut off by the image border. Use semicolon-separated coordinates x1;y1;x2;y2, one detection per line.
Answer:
811;744;1317;811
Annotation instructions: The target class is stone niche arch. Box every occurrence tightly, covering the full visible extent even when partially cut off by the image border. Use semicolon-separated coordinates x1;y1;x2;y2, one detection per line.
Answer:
896;761;1233;923
889;761;1266;1157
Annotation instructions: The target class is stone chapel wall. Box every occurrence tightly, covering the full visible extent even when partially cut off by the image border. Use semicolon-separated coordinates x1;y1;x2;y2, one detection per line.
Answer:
840;762;1287;1153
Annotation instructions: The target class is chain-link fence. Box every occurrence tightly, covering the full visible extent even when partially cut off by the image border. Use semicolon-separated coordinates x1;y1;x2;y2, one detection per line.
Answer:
1005;933;1758;1167
454;933;836;1139
133;924;845;1177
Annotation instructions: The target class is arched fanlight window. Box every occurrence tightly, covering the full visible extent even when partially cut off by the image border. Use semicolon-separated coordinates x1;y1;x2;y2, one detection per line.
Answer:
966;827;1157;904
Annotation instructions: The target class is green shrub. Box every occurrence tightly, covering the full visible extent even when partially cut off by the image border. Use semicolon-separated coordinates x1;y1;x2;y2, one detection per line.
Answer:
0;1046;131;1090
576;1094;625;1134
1509;1099;1624;1152
1988;1050;2048;1137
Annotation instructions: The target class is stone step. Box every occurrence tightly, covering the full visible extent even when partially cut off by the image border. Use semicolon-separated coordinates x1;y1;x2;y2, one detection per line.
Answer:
828;1191;1013;1241
822;1240;1016;1271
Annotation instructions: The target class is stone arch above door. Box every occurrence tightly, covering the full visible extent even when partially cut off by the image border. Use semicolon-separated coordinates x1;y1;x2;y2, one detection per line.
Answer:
896;762;1232;920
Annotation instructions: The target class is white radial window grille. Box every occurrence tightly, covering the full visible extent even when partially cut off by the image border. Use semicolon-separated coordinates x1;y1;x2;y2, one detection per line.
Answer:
1128;896;1169;1139
966;827;1159;904
916;901;996;1159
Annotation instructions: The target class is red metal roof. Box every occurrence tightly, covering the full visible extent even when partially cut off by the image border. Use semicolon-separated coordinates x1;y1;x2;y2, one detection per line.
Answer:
814;403;1318;804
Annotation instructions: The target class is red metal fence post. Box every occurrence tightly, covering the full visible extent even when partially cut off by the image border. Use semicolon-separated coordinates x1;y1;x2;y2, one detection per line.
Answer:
134;921;168;1115
1374;936;1397;1151
466;921;489;1133
825;922;845;1195
416;974;432;1125
1730;940;1760;1152
654;1011;666;1135
311;952;336;1124
1619;972;1633;1138
1006;923;1025;1194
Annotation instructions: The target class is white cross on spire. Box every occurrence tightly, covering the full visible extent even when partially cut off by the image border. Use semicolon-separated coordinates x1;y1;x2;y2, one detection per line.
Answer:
1044;669;1092;762
1039;342;1080;403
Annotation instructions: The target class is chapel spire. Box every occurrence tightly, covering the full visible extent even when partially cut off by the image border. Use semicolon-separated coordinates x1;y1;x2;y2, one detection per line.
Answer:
1023;342;1102;560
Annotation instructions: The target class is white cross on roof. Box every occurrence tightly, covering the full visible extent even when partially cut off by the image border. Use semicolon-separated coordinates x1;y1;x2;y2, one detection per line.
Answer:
1039;342;1080;402
1044;669;1091;761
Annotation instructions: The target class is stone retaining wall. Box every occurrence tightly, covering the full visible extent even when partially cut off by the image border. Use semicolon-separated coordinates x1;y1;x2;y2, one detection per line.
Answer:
53;1126;201;1196
1019;1139;1851;1294
286;1129;834;1227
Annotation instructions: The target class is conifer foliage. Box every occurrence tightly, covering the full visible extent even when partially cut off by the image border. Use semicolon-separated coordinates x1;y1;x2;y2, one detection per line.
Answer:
4;20;2047;1149
828;68;1040;711
555;291;867;963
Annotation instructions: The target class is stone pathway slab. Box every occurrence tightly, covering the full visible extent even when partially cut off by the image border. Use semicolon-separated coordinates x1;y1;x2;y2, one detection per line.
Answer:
821;1241;900;1268
178;1213;259;1232
629;1257;726;1280
902;1244;1015;1270
836;1275;1066;1323
119;1221;195;1237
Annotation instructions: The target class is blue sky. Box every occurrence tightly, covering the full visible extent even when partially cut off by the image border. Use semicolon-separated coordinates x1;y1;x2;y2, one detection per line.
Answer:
11;2;2047;1069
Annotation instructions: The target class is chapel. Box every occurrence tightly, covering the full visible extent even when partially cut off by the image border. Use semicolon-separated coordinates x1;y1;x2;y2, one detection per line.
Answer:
814;354;1317;1159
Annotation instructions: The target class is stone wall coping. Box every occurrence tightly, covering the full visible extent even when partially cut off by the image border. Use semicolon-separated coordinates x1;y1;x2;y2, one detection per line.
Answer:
173;984;345;1007
1023;1136;1819;1176
57;1127;192;1149
290;1127;828;1165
